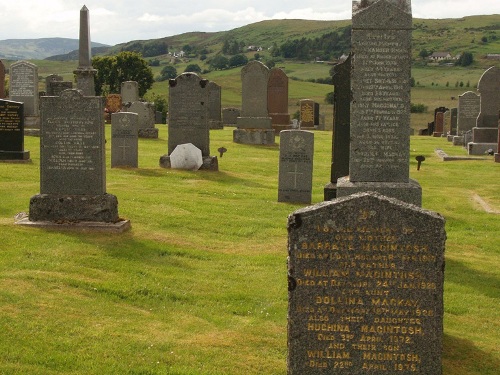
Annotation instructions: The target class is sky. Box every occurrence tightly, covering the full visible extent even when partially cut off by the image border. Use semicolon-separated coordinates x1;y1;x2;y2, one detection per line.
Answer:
0;0;499;46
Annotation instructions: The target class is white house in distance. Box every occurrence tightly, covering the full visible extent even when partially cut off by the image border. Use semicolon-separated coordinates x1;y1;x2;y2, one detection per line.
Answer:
428;52;458;61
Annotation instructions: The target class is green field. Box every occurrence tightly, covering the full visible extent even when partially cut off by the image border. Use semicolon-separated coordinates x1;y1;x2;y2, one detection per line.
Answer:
0;128;498;374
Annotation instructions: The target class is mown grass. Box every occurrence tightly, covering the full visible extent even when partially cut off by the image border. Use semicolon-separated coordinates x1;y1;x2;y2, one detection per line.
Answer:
0;127;499;374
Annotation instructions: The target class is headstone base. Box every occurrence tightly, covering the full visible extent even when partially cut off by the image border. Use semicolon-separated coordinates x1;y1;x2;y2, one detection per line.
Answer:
159;155;219;171
453;136;464;146
433;132;443;137
447;135;454;142
16;216;130;233
323;182;338;201
236;116;272;129
270;113;291;126
0;150;30;161
272;124;293;135
209;120;223;130
467;142;498;155
138;127;159;139
233;129;275;145
29;193;120;223
495;153;500;163
336;177;422;207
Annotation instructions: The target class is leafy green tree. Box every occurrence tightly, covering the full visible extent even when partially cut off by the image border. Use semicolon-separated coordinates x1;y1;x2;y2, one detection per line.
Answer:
456;52;474;67
158;65;177;81
229;54;248;68
184;64;202;73
209;55;229;70
325;92;334;104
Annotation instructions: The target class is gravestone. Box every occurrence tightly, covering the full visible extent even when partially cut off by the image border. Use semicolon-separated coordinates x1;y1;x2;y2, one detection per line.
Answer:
9;61;40;132
300;99;316;128
234;61;275;145
207;81;223;129
222;107;240;126
450;108;458;135
287;191;445;375
278;130;314;204
45;74;72;97
106;94;122;113
433;112;444;137
337;0;421;207
324;54;351;200
0;60;6;99
24;89;127;230
111;112;138;168
268;67;292;134
468;66;500;155
456;91;480;135
443;110;451;137
73;6;97;96
121;81;139;104
126;101;158;138
0;99;30;161
160;72;218;170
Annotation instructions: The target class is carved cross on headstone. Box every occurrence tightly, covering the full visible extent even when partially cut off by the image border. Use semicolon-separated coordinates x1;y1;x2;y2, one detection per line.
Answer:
287;164;303;188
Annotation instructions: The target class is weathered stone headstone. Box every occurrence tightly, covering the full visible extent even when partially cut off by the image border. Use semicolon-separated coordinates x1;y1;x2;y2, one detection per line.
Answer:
300;99;316;128
268;67;291;134
0;99;30;161
121;81;140;104
160;72;218;170
9;61;39;117
443;110;451;137
111;112;138;168
222;107;240;126
287;191;445;375
45;74;72;97
324;53;351;200
468;66;500;155
207;81;223;129
450;107;458;135
234;61;275;145
0;60;6;99
126;101;158;138
73;6;97;96
278;130;314;204
456;91;480;135
26;89;125;228
337;0;422;206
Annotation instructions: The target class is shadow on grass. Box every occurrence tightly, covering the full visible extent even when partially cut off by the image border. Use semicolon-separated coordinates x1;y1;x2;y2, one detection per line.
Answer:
443;333;500;375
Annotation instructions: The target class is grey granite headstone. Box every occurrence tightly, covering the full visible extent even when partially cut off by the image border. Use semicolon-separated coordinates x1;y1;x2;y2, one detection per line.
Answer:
27;89;121;224
121;81;140;104
207;81;223;129
0;99;30;161
0;60;5;99
234;61;274;144
9;61;39;117
457;91;480;135
73;6;97;96
278;130;314;204
288;191;445;375
324;54;351;200
222;107;240;126
111;112;138;168
337;0;422;206
160;72;218;171
126;101;158;138
468;66;500;155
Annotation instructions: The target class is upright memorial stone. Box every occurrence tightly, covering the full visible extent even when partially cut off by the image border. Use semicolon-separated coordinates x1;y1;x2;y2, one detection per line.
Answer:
337;0;422;206
111;112;138;168
300;99;316;129
207;81;223;130
160;72;218;170
73;6;97;96
468;66;500;155
9;60;40;131
268;67;292;134
234;61;275;145
22;90;128;230
222;107;240;126
287;191;446;374
454;91;480;146
45;74;72;97
0;99;30;161
0;60;6;99
324;54;351;200
433;112;444;137
121;81;140;104
127;101;158;138
278;130;314;204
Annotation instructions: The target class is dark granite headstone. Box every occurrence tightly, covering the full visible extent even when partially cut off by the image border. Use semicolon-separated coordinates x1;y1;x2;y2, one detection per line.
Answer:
0;60;7;99
222;107;240;126
336;0;421;206
0;99;30;160
450;108;458;136
288;191;445;375
9;61;39;117
111;112;138;168
207;81;223;129
278;130;314;204
45;74;73;97
268;68;291;126
324;54;351;200
434;112;444;137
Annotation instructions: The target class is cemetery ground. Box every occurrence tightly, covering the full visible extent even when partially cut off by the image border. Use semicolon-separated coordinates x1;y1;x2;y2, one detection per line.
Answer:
0;127;498;374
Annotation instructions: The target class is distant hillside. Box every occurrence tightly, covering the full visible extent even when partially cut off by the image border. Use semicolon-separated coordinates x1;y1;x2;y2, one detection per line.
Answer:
0;38;110;60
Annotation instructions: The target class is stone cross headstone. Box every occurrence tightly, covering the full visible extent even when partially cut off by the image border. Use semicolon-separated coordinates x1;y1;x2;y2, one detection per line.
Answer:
0;60;6;99
468;66;500;155
127;101;158;138
28;89;119;223
287;191;445;375
0;99;30;161
278;130;314;204
337;0;421;206
234;61;275;145
73;6;97;96
207;81;223;129
121;81;140;104
222;107;240;126
160;72;217;170
268;67;291;134
111;112;138;168
9;61;39;117
300;99;316;128
324;53;351;200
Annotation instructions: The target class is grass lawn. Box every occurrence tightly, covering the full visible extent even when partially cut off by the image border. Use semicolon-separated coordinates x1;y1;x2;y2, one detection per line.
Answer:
0;126;499;374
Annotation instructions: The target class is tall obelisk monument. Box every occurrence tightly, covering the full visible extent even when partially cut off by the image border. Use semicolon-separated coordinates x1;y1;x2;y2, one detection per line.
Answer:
74;5;97;96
